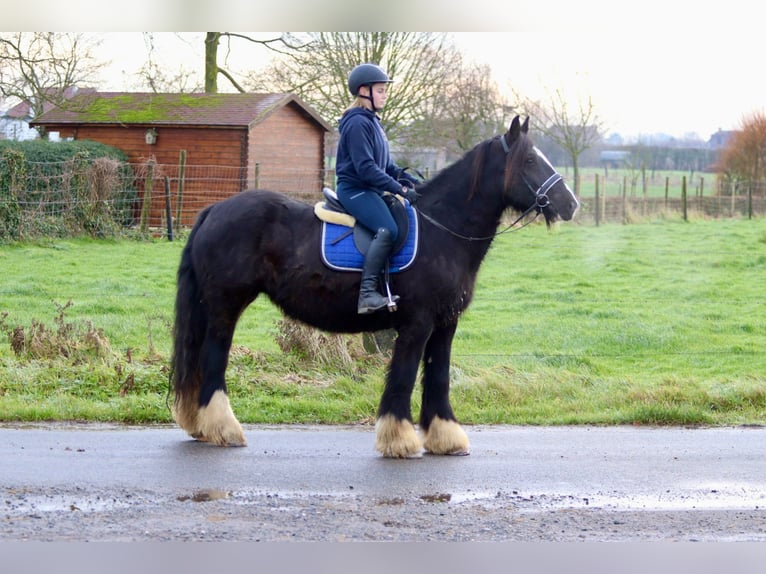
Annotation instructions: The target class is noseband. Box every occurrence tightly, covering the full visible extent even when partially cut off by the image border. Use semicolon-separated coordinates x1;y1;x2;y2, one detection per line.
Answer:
521;172;561;213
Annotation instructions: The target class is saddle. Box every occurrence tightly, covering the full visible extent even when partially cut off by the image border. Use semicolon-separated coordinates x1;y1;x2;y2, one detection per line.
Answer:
314;188;419;273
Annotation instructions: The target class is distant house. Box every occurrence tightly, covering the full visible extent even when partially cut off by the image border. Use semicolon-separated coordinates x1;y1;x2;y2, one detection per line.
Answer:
708;129;735;149
31;91;333;225
0;100;38;141
599;150;631;168
1;86;91;141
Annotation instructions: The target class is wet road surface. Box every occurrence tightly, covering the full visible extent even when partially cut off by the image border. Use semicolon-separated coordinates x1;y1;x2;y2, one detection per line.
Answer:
1;423;765;541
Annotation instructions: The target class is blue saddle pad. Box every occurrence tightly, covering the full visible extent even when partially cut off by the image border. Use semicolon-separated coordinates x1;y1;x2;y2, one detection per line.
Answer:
320;204;419;273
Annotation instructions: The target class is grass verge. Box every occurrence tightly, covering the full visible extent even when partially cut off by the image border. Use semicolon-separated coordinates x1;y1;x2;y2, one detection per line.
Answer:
0;217;764;426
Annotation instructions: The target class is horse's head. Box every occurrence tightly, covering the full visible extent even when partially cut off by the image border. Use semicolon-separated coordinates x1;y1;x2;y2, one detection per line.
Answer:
501;116;579;223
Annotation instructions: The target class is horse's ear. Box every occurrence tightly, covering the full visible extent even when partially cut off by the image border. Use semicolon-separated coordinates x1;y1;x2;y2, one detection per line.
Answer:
521;116;529;134
508;115;521;141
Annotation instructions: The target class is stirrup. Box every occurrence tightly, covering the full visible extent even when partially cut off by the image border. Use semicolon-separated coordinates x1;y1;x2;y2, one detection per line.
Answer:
383;279;399;312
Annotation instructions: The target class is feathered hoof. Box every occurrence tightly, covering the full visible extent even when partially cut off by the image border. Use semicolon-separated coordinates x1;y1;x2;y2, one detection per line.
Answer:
375;414;424;458
423;416;470;456
194;390;247;447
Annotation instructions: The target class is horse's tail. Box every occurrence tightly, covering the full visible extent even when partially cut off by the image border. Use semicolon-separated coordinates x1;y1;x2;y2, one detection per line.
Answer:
169;206;212;435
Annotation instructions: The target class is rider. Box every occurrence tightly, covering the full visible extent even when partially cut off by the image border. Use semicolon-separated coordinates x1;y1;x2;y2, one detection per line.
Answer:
335;63;421;314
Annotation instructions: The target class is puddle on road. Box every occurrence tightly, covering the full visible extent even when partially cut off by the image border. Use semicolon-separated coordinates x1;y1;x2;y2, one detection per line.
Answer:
3;485;764;516
2;493;140;516
222;488;766;512
499;488;766;513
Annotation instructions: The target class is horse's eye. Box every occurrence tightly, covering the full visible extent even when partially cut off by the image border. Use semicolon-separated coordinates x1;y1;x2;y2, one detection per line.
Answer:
526;155;536;165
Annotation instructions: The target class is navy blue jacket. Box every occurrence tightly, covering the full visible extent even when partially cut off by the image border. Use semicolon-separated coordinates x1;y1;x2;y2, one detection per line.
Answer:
335;107;414;195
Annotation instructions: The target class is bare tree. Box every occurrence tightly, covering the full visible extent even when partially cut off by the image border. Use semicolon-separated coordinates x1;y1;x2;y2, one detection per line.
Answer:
718;110;766;195
134;33;202;93
245;32;461;140
516;88;604;195
204;32;305;93
0;33;107;136
426;60;510;157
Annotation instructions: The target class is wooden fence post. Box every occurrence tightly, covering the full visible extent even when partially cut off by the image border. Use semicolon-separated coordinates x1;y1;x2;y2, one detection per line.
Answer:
140;160;154;233
175;150;186;226
594;173;600;226
164;176;173;241
682;175;688;221
642;166;647;216
622;175;627;224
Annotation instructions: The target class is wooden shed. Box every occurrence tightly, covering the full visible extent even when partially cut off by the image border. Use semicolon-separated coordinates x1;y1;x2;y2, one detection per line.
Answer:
31;91;333;226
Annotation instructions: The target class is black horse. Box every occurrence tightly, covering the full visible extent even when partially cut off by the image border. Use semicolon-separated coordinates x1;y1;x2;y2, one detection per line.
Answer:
170;116;579;457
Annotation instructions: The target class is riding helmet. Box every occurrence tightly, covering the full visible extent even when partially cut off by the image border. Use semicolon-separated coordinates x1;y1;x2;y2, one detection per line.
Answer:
347;63;393;96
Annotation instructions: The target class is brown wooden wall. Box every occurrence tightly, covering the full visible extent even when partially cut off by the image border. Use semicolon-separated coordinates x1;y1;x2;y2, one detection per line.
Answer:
47;106;329;227
52;125;248;226
248;102;327;202
53;124;247;167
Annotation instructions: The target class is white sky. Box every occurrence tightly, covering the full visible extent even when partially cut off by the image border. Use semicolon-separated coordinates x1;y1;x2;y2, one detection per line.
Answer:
450;31;765;140
5;1;766;141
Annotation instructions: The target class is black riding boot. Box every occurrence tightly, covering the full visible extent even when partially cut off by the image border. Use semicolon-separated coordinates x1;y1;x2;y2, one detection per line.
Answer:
358;228;398;314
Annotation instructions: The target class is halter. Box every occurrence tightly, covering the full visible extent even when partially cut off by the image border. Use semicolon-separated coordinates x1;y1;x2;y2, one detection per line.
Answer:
418;134;563;242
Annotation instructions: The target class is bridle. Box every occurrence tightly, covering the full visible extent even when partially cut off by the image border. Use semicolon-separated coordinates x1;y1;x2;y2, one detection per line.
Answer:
417;134;563;242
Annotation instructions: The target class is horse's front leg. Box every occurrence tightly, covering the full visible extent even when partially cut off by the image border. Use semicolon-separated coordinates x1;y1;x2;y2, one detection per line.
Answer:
420;324;470;455
375;327;429;458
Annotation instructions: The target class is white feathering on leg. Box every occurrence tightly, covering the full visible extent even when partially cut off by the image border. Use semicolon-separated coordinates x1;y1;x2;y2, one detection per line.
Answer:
375;414;423;458
423;416;470;455
196;390;246;447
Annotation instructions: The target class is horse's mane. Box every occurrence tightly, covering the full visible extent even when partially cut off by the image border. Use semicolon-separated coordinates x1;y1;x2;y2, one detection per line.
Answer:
417;130;532;205
469;141;492;200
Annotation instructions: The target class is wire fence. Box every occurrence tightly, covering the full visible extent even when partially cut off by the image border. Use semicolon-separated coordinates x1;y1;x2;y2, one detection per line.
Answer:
572;169;765;224
0;158;333;240
0;158;763;241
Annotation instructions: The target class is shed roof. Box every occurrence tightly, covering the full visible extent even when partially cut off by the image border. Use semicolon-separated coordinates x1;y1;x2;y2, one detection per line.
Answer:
30;91;332;132
3;86;94;120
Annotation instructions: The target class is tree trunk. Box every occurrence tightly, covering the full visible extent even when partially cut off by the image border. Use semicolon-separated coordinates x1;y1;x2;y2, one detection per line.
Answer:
204;32;220;93
572;159;580;197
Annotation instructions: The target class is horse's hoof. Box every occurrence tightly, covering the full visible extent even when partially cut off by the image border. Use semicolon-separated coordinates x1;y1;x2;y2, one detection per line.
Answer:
212;436;247;447
375;414;424;458
422;416;470;456
191;433;247;447
196;390;247;447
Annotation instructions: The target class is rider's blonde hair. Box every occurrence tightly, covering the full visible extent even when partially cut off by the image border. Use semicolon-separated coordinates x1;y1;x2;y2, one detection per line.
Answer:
343;95;370;115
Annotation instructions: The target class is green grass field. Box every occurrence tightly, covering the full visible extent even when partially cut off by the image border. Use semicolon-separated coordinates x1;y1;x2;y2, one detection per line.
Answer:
570;167;713;199
1;216;764;426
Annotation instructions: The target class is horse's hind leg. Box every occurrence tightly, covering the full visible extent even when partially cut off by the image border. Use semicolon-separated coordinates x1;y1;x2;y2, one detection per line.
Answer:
195;321;246;447
420;324;470;455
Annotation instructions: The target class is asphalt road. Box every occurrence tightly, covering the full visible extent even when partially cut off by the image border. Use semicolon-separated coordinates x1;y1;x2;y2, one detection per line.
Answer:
2;423;766;542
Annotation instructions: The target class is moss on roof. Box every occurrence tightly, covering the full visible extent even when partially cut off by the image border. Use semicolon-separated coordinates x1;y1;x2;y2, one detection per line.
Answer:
78;93;220;123
30;92;332;132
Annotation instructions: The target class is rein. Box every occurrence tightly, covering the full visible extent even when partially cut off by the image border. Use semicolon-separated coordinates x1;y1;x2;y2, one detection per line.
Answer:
418;203;540;242
417;135;562;242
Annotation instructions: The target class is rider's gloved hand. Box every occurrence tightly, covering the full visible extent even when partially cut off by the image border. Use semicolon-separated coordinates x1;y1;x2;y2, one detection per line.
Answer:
400;186;420;205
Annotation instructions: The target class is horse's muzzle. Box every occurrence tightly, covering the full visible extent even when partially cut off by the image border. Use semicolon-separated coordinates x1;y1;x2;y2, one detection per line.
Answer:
550;184;580;222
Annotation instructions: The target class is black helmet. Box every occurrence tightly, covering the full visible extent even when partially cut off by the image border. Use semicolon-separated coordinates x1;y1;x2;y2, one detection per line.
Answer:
347;63;392;96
